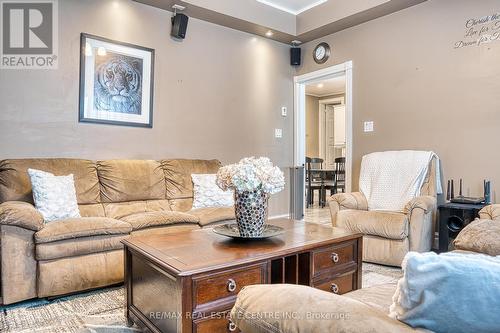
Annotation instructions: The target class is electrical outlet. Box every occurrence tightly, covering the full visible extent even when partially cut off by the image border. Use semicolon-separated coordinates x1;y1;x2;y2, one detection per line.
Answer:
281;107;287;117
364;121;374;132
275;128;283;138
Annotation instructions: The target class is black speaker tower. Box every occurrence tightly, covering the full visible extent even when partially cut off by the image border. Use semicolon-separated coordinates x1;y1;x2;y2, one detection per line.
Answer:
290;47;301;66
171;13;189;39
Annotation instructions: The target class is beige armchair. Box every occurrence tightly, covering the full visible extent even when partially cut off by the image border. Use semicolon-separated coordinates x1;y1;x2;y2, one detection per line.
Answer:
328;159;438;266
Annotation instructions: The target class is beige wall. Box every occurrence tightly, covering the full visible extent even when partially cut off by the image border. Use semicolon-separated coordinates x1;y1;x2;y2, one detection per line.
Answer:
298;0;500;201
0;0;294;215
305;95;319;157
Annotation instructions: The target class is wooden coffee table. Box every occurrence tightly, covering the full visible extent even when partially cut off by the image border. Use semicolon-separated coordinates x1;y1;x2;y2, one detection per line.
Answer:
122;219;362;333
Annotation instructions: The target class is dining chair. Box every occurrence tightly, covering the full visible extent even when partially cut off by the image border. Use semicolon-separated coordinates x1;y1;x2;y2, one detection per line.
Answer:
334;157;346;194
320;170;336;208
305;157;324;207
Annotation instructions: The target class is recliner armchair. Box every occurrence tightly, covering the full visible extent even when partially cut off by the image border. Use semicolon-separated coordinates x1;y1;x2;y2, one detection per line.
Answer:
328;158;438;266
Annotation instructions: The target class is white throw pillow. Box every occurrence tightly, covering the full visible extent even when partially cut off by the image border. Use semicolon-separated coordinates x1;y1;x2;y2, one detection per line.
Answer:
28;168;81;222
191;174;234;209
390;251;500;333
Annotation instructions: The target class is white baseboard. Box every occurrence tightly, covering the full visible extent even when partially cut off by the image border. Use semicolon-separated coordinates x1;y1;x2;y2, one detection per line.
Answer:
269;214;290;220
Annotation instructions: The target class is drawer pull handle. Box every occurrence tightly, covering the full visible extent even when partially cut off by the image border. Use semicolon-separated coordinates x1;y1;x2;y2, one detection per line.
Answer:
330;283;339;294
331;252;339;263
228;321;237;332
227;279;237;292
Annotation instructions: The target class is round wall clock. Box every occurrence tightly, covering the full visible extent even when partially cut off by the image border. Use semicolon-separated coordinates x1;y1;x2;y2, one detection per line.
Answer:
313;42;331;64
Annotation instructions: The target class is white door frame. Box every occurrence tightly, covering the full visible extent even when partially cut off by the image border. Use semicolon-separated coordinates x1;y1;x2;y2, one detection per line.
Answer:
294;61;353;192
318;96;345;161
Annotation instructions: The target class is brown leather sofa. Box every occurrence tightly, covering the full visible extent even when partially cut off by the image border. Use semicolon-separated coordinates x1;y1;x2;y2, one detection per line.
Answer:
0;158;235;305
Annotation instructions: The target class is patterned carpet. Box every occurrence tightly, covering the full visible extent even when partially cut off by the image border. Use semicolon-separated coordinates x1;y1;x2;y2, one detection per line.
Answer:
0;263;402;333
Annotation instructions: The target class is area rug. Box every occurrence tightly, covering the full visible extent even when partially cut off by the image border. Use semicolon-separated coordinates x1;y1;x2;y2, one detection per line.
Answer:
0;263;402;332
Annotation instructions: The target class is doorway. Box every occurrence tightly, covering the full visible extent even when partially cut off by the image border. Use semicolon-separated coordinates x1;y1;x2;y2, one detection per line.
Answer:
293;61;353;222
319;96;345;170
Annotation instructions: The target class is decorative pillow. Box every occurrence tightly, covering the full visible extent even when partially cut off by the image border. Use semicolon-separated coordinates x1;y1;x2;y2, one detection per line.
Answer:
28;168;81;222
390;252;500;333
191;174;234;209
453;218;500;256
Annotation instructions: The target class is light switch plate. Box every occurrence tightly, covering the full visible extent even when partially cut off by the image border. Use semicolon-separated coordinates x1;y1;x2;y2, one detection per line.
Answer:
364;121;374;132
281;107;287;117
275;128;283;138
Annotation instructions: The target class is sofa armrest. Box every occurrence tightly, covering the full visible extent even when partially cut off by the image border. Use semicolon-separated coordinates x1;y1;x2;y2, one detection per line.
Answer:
404;196;437;252
230;284;420;333
0;201;44;231
403;196;436;215
328;192;368;227
478;204;500;221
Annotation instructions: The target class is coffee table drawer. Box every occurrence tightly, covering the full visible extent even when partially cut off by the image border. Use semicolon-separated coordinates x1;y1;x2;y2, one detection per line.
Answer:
193;264;265;306
193;316;240;333
313;273;354;295
312;241;355;275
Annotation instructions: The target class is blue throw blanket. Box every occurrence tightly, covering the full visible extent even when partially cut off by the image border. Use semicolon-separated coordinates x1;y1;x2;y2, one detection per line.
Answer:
389;251;500;333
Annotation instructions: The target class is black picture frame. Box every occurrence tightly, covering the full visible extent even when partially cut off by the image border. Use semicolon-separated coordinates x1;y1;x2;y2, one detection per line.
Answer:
78;33;155;128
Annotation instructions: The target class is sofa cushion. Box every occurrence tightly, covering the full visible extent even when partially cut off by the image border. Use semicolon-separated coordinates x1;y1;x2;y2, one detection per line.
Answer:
103;199;172;219
97;160;166;203
161;159;222;210
130;223;200;237
35;217;131;243
36;234;127;260
345;283;398;315
189;207;235;226
0;159;100;204
78;203;106;217
231;284;420;333
337;210;408;240
453;219;500;256
120;211;199;230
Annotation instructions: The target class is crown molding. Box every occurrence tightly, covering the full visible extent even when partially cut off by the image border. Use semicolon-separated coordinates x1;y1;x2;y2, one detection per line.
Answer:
134;0;428;44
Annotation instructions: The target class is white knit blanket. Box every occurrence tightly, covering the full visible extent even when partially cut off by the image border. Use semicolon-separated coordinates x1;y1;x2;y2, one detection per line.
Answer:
390;252;500;333
359;151;441;211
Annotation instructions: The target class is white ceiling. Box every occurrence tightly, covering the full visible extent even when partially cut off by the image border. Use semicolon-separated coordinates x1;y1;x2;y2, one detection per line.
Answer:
256;0;328;15
306;76;346;97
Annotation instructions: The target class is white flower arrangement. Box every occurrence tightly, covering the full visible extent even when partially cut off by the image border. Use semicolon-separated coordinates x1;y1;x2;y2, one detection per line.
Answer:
216;157;285;194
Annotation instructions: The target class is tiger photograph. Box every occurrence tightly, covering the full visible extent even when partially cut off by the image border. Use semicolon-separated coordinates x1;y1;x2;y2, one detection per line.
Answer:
94;52;143;115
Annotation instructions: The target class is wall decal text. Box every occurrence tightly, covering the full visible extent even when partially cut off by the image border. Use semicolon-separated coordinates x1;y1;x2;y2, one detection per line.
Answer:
454;13;500;49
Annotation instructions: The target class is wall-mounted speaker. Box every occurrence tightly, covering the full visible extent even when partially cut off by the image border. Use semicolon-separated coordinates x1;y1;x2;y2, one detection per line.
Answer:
171;13;189;39
290;47;301;66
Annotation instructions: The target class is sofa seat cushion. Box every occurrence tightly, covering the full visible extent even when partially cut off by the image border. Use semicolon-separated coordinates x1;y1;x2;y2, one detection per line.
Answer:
345;283;398;315
189;207;235;226
337;210;408;240
36;234;127;260
103;199;172;219
120;211;199;230
35;217;132;244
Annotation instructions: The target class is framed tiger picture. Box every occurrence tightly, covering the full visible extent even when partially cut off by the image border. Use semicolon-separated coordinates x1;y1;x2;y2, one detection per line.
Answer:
79;33;154;128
